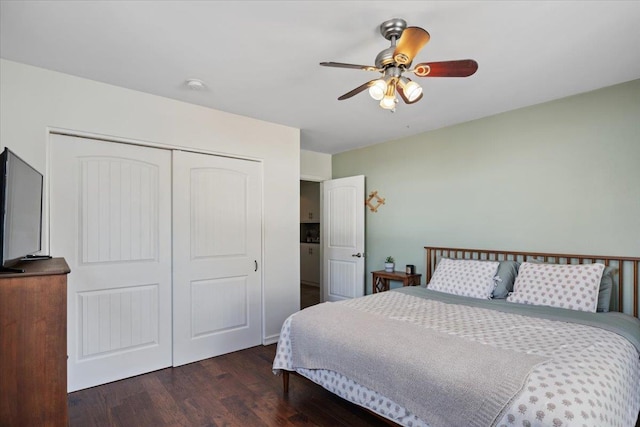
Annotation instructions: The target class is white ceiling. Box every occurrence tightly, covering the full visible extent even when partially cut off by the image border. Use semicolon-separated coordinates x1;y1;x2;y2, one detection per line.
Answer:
2;1;639;154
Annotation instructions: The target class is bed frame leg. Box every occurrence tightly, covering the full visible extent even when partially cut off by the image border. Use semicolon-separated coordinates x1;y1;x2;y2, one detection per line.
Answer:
282;370;289;393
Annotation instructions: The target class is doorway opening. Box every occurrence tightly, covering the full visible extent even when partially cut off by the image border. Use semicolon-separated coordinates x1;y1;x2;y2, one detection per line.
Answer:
300;180;321;308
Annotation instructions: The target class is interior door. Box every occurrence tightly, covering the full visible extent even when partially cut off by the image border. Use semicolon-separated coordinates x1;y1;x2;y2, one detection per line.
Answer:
322;175;365;302
49;134;172;392
172;150;262;366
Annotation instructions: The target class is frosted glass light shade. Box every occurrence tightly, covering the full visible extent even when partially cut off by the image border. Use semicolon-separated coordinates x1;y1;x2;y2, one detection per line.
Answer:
403;81;423;102
379;95;396;110
368;79;387;101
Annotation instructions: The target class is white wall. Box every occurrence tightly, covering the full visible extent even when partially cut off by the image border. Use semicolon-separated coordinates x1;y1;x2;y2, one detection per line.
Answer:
0;59;300;344
300;149;331;181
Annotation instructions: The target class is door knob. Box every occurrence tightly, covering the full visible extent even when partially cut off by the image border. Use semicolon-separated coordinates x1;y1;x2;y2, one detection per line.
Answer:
351;253;362;258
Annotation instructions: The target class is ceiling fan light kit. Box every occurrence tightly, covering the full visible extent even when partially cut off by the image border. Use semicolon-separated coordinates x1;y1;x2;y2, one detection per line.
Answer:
368;79;387;101
321;18;478;112
380;83;397;110
399;77;422;102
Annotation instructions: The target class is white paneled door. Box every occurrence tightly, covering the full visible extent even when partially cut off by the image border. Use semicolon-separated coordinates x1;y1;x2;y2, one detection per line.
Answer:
172;150;262;366
50;134;172;391
50;136;264;389
322;175;365;302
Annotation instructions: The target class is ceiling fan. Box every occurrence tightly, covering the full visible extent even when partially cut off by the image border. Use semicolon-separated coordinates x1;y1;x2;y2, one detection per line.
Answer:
320;18;478;112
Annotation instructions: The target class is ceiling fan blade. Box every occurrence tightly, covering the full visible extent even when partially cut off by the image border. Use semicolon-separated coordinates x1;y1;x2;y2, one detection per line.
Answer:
320;62;379;72
413;59;478;77
393;27;430;66
337;80;377;100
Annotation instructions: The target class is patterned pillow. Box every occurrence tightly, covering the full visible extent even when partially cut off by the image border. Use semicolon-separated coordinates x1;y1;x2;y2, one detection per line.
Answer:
507;262;605;312
428;258;499;299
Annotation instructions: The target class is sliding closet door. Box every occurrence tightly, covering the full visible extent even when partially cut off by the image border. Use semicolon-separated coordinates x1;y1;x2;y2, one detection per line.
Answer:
172;150;262;366
49;134;172;392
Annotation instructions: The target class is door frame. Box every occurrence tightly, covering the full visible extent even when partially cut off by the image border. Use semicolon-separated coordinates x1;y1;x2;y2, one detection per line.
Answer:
45;127;266;350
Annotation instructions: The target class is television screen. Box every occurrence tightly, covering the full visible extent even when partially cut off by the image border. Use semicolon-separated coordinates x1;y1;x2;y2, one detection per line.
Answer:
0;148;44;268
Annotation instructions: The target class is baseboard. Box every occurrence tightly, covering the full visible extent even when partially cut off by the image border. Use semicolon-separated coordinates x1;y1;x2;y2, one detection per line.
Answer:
263;334;280;345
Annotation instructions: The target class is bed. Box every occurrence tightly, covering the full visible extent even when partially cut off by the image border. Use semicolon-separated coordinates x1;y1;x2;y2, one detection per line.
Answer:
273;246;640;427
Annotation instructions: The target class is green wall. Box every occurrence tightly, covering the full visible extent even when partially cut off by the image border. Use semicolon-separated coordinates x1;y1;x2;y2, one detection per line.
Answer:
333;79;640;294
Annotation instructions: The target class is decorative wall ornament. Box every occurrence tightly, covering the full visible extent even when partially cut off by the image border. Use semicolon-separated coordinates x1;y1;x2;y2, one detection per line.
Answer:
366;191;385;213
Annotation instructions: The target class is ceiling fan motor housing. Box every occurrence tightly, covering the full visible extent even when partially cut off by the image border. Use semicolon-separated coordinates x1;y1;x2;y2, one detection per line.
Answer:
375;47;396;68
376;19;412;69
379;18;407;40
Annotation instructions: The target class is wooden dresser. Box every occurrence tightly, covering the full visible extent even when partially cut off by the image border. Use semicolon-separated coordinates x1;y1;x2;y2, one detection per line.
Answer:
0;258;70;426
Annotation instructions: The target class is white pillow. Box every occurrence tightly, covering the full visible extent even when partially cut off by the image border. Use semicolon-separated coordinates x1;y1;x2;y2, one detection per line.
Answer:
506;262;604;312
428;258;499;299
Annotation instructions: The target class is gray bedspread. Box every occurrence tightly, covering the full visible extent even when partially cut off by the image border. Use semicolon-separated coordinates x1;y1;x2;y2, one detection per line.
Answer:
397;286;640;354
290;301;549;427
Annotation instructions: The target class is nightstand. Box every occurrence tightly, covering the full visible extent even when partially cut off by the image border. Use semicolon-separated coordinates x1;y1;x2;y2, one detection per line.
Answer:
371;270;422;293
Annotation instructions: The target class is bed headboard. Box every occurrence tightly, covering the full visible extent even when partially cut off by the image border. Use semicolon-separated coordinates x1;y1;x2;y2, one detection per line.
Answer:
425;246;640;318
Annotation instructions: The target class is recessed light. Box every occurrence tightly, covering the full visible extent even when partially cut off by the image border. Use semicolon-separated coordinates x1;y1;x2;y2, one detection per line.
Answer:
185;78;206;90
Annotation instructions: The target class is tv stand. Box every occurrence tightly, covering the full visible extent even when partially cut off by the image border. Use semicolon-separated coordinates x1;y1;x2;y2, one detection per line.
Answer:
0;257;70;425
0;255;54;273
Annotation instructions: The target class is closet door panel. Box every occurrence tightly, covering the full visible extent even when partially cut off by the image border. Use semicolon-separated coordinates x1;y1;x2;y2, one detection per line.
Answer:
172;150;262;366
50;134;172;391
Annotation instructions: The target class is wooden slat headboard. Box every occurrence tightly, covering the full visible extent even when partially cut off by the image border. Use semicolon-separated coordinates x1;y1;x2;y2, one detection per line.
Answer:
425;246;640;318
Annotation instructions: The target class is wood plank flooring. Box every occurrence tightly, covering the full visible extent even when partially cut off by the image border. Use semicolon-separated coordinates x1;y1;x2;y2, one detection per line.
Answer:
300;284;320;310
68;344;389;426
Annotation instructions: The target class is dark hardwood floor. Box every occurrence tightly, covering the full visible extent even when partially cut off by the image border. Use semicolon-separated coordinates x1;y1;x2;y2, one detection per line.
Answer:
68;344;389;427
300;284;320;310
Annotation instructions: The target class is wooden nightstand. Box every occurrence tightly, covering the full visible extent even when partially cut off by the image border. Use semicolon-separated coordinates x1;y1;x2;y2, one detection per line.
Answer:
371;270;422;293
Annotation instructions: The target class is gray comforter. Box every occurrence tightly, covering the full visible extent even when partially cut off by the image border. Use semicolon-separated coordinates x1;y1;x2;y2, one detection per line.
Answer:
279;287;640;427
398;286;640;353
290;301;549;427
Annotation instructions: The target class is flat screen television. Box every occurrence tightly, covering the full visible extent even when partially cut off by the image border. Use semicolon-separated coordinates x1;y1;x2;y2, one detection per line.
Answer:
0;147;45;272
